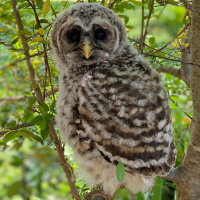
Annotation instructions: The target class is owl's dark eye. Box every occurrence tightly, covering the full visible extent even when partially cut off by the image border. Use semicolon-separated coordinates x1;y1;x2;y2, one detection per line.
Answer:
68;29;81;42
94;28;107;40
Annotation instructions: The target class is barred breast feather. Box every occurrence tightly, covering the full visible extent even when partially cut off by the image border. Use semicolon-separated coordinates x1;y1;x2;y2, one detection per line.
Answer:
71;46;176;176
55;45;176;197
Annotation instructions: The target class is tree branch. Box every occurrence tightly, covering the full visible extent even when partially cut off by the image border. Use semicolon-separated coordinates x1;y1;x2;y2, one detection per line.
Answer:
140;0;154;54
11;1;81;199
139;0;145;53
0;122;34;136
11;0;44;104
0;87;58;103
157;66;181;79
26;0;55;101
108;0;119;9
9;49;51;66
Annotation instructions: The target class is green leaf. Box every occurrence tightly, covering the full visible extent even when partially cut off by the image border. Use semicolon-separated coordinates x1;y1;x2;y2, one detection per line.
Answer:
0;141;7;146
41;102;49;111
39;105;46;117
174;79;181;86
20;130;43;144
166;74;172;81
149;37;155;45
135;192;145;200
168;0;178;5
156;51;166;57
50;101;56;113
18;2;29;9
11;37;19;45
7;181;21;197
130;0;144;7
40;118;47;130
28;97;36;106
114;188;131;199
39;19;49;23
22;109;31;123
36;0;44;8
170;102;178;109
6;120;17;128
121;2;132;10
18;29;32;36
3;131;19;143
41;125;49;140
156;0;164;5
31;115;43;124
0;129;11;133
116;162;125;183
118;15;129;24
115;5;124;12
42;0;51;16
45;113;55;120
170;95;179;102
32;37;43;43
151;178;163;200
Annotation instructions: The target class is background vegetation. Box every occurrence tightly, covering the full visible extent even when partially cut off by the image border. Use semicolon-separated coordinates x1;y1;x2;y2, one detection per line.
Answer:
0;0;192;199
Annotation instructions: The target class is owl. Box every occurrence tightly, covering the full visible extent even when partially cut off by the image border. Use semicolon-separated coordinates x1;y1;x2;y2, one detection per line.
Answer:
51;3;176;199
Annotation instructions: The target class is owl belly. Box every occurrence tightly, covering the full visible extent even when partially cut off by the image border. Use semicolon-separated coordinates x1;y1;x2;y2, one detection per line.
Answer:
75;149;154;198
75;69;175;194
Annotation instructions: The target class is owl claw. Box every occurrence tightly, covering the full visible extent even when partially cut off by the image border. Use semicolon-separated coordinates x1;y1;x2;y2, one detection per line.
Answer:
84;190;108;200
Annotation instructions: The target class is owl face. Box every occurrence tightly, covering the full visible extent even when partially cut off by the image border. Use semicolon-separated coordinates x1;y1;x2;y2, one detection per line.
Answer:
51;3;127;67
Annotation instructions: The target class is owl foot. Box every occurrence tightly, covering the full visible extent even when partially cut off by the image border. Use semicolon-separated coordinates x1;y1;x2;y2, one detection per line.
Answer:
84;189;108;200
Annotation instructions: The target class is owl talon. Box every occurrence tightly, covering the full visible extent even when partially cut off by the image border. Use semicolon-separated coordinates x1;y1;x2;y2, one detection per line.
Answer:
84;190;108;200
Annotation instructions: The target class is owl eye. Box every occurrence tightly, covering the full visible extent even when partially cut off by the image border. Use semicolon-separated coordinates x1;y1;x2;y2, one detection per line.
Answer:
68;29;81;42
94;28;107;40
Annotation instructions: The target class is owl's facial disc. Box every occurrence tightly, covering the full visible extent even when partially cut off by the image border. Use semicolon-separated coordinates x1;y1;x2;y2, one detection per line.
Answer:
66;25;110;62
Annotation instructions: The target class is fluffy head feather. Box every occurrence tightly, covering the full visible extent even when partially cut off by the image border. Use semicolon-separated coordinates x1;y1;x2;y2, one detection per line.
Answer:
51;3;127;68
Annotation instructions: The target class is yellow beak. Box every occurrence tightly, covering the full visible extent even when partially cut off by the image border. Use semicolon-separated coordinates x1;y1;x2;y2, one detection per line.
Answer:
80;38;93;59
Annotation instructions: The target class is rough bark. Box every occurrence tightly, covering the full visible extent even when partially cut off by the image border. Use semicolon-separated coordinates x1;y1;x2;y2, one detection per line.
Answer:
164;1;200;199
180;29;191;86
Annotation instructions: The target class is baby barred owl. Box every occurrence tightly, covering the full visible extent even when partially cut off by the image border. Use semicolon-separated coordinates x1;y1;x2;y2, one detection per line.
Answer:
51;3;176;199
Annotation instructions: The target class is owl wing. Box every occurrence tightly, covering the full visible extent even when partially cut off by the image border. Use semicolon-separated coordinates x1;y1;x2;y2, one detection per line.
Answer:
77;66;176;176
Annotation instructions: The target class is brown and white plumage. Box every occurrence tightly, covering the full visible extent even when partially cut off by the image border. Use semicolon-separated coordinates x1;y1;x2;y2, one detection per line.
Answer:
51;3;176;199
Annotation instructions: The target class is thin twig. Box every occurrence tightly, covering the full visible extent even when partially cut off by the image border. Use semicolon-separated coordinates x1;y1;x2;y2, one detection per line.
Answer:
142;0;154;52
51;5;57;18
176;125;191;146
8;50;50;66
108;0;119;9
12;0;44;104
144;53;200;67
156;23;191;52
0;87;58;103
0;122;34;136
169;97;193;120
27;0;55;101
139;0;145;53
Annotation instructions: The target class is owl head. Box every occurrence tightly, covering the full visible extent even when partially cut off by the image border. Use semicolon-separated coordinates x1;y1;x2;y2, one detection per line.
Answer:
51;3;127;68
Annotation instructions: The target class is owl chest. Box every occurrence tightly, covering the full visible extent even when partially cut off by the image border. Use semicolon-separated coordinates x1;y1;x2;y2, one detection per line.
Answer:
77;69;141;121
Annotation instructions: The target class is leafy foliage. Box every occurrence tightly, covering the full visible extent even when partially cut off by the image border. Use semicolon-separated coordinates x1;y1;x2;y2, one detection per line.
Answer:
0;0;191;199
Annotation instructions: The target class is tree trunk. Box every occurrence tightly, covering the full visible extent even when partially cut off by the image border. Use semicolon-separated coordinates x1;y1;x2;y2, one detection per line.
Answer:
173;1;200;200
